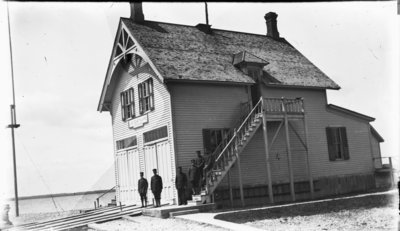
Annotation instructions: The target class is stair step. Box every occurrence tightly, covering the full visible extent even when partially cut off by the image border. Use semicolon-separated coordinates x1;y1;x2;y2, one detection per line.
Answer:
187;200;203;206
170;209;200;218
107;203;117;207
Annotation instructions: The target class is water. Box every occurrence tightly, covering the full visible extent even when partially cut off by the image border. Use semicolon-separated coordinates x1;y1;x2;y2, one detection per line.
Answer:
6;191;116;215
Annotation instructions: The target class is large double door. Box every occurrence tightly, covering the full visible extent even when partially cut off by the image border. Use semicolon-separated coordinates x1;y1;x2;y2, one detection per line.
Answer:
116;148;141;205
143;140;175;204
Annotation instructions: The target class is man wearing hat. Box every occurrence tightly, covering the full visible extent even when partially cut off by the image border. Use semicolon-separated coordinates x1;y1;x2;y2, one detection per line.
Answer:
151;169;163;207
138;172;148;207
195;150;205;188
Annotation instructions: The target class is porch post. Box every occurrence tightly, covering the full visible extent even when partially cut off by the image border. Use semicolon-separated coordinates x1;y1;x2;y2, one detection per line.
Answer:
227;170;234;208
261;97;274;203
283;99;295;202
234;129;245;207
236;151;245;207
302;101;314;199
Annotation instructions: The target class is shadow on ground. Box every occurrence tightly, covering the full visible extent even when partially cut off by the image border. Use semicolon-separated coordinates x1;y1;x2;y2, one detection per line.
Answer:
215;193;396;224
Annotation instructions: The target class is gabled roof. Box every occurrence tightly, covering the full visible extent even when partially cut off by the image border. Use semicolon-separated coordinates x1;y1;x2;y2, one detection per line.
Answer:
121;18;341;89
370;125;384;142
327;104;375;122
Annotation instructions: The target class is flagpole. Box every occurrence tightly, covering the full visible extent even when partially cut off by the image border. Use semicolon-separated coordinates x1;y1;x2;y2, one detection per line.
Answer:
6;0;20;217
205;2;209;25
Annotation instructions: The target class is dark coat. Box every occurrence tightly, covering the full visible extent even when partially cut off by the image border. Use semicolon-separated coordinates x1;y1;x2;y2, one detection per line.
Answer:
195;156;205;169
188;165;200;182
175;172;188;189
138;178;148;194
151;174;163;193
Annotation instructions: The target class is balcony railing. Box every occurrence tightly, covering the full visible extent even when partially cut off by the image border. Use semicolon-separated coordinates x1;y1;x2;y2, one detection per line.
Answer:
373;157;393;171
263;97;304;114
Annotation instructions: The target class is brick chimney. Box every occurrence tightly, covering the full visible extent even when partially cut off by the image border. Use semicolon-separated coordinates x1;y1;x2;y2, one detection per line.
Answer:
130;2;144;22
264;12;279;39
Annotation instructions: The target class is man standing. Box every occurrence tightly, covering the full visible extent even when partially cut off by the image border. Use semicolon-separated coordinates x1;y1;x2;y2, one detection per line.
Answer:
195;150;205;189
138;172;148;208
175;166;188;205
151;169;163;207
188;159;200;195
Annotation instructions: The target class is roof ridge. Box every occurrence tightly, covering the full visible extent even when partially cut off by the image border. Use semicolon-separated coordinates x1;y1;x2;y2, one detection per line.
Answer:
121;17;281;39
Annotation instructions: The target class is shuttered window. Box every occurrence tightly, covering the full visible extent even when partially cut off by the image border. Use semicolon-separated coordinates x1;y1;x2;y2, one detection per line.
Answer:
326;127;349;161
116;136;137;150
143;126;168;143
120;88;135;121
138;78;154;114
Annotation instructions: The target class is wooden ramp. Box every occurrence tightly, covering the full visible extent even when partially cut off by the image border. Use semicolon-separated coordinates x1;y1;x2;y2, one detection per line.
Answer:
8;204;145;231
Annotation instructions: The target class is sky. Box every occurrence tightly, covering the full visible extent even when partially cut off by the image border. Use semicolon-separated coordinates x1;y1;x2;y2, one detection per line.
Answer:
0;2;398;200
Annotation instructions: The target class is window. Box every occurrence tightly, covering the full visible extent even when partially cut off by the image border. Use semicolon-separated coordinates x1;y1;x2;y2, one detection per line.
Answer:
116;136;137;150
138;78;154;114
326;127;349;161
203;128;231;154
143;126;168;143
120;88;135;121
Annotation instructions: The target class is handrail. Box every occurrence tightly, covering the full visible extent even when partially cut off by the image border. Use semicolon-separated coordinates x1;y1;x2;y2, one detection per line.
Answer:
373;156;393;169
263;97;304;113
215;98;263;163
94;186;116;208
206;102;250;159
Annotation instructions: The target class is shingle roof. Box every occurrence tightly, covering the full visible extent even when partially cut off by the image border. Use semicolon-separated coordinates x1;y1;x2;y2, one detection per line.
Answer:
122;18;340;89
327;104;375;122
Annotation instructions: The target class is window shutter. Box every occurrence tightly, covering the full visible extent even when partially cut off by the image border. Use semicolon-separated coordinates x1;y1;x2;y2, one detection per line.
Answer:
340;127;350;160
149;78;154;109
326;127;336;161
138;83;143;114
120;92;125;121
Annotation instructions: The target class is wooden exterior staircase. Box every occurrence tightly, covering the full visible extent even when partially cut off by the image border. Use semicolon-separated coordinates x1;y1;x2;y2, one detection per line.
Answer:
203;98;263;201
203;96;311;204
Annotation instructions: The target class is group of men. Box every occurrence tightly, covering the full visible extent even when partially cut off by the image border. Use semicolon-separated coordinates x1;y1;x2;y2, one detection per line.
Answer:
175;150;210;205
137;169;162;207
136;150;213;207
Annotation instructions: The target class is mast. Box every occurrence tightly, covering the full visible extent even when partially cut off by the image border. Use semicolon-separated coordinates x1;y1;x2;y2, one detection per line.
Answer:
6;1;20;217
205;2;209;25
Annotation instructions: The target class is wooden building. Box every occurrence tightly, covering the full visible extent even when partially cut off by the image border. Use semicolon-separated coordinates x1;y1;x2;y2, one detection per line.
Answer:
98;3;390;206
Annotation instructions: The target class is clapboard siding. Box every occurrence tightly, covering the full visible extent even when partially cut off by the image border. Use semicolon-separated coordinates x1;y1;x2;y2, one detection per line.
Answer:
169;82;249;173
370;134;381;159
261;86;374;178
110;63;177;202
221;120;309;188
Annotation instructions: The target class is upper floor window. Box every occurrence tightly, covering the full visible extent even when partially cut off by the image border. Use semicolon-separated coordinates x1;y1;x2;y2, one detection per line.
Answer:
143;126;168;143
116;136;137;150
121;88;135;121
138;78;154;114
326;127;349;161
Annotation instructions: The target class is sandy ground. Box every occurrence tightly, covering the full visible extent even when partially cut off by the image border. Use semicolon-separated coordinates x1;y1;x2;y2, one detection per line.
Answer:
88;215;229;231
245;206;397;231
216;191;398;231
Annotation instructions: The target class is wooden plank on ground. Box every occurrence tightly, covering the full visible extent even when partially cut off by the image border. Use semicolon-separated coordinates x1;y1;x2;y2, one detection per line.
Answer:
28;206;142;231
52;210;142;231
13;204;138;230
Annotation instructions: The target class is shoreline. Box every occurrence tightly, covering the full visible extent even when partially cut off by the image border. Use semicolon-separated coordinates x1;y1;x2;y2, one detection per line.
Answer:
5;188;115;201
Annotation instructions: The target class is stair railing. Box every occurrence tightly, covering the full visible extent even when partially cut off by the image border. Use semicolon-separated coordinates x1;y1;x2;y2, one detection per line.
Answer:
94;186;116;209
205;97;263;194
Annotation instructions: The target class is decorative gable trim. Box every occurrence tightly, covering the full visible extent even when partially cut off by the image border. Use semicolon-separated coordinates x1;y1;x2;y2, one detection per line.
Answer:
98;20;165;112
